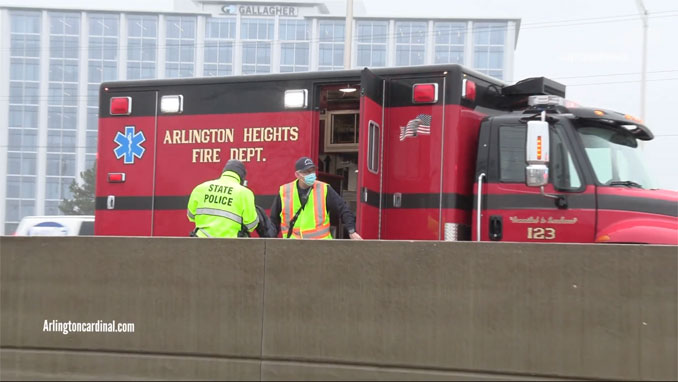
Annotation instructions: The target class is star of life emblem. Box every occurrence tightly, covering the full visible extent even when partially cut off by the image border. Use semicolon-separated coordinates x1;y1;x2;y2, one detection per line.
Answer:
114;125;146;164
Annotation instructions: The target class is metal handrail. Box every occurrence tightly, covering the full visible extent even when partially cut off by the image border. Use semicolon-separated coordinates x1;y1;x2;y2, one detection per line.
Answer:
476;173;486;241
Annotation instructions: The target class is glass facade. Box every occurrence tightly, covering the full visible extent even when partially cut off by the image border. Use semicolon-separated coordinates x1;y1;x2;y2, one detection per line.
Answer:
473;22;506;80
395;21;426;66
434;22;466;64
0;6;513;234
241;18;274;74
87;14;119;169
165;16;196;78
356;20;388;67
204;17;236;76
318;20;344;71
46;12;80;215
279;19;310;72
127;15;157;80
6;11;41;234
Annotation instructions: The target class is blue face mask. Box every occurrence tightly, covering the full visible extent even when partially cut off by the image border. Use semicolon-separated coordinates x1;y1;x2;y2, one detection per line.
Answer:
303;172;316;186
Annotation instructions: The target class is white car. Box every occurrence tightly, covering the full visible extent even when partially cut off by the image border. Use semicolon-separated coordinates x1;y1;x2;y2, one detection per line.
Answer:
14;215;95;236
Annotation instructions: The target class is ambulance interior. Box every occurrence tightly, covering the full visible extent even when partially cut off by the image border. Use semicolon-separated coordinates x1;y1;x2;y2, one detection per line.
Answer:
316;83;361;238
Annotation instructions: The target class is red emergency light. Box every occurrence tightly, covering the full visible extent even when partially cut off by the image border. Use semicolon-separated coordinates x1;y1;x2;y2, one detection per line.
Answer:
412;83;438;103
462;78;476;102
108;173;126;183
110;97;132;115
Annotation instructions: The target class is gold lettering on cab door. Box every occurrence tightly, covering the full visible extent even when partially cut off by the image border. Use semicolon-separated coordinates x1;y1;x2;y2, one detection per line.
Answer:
162;126;299;163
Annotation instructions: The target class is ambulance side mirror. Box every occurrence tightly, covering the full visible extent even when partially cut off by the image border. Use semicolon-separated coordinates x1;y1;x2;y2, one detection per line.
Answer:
525;120;550;187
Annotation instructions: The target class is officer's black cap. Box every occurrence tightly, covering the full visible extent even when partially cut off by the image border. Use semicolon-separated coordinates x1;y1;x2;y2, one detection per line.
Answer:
295;157;316;172
223;159;246;181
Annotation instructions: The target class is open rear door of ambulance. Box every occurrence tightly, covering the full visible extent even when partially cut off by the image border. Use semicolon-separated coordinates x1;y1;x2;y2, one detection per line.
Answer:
357;69;386;239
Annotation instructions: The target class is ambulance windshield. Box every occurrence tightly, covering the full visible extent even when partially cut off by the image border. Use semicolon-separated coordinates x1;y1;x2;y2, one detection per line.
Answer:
576;125;654;189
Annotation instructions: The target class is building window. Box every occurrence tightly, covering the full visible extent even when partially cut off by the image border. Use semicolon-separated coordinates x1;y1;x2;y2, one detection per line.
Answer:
88;14;118;166
473;22;506;80
6;153;37;199
204;17;235;76
88;14;118;83
5;200;35;235
86;82;100;160
279;19;309;72
356;21;387;67
8;11;40;150
318;20;344;71
47;12;80;215
241;18;273;74
44;200;61;216
127;15;157;80
48;12;80;86
7;11;41;233
395;21;426;66
165;16;196;78
434;22;466;64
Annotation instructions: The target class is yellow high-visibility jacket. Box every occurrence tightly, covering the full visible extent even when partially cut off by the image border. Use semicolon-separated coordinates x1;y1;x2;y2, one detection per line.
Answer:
187;171;258;238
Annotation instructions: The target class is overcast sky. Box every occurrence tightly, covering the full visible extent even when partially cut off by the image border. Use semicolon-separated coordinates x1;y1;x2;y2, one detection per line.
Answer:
362;0;678;190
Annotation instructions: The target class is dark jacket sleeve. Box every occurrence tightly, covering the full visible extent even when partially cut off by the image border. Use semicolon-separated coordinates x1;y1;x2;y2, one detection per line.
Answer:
325;186;356;233
269;194;282;237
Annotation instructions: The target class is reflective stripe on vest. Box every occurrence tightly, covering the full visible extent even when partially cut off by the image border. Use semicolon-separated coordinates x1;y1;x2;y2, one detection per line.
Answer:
280;180;331;239
195;207;244;225
197;228;213;238
312;182;326;230
280;182;294;236
244;217;259;230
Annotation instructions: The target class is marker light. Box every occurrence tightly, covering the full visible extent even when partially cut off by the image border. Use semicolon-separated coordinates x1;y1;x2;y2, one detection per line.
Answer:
110;97;132;115
284;89;308;109
413;83;438;103
624;114;643;123
528;95;565;106
462;79;476;101
596;234;611;242
161;95;184;114
594;110;605;116
526;120;549;164
107;173;126;183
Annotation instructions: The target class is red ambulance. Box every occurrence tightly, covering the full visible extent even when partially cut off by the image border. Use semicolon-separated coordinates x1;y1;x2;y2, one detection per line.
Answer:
96;64;678;243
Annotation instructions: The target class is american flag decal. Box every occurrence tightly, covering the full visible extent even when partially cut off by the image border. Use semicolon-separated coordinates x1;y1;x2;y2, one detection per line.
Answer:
399;114;432;141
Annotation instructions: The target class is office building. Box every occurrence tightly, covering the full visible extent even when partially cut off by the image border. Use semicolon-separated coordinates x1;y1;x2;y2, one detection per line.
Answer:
0;0;519;233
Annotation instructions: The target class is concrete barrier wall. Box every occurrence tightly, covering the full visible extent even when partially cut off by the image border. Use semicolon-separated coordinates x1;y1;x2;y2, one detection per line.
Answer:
1;237;676;380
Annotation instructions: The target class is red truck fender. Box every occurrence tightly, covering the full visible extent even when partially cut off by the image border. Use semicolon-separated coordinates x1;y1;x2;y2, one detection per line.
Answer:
596;218;678;245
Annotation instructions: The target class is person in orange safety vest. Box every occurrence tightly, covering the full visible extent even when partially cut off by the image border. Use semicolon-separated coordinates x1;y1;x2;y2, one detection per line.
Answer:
269;157;362;240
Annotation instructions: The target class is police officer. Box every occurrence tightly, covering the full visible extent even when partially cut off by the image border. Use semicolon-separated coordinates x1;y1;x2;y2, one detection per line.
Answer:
269;156;362;240
187;159;258;238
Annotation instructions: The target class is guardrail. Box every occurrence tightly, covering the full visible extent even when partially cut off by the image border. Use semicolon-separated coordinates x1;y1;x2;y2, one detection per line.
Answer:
1;237;676;380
